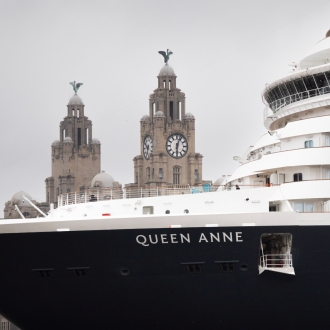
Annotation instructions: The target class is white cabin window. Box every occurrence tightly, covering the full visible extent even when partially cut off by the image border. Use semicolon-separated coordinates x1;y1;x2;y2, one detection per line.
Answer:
304;203;314;213
294;202;313;213
304;140;313;148
294;202;304;212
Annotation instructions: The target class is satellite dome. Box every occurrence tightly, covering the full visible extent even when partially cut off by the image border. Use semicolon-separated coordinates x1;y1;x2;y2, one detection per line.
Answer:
52;140;61;147
141;115;150;121
154;111;165;118
11;191;33;207
184;112;195;119
68;94;84;105
91;138;101;144
91;171;115;188
63;137;73;143
159;63;175;76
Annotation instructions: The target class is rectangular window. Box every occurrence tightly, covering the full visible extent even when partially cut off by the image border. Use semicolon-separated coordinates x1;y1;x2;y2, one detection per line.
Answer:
304;140;313;148
170;101;174;120
294;79;306;93
217;262;237;272
181;263;204;273
293;173;303;182
173;166;180;184
178;102;182;120
159;168;163;179
194;169;199;181
294;202;304;212
143;206;154;214
77;128;81;146
67;267;89;277
32;268;53;278
304;203;314;213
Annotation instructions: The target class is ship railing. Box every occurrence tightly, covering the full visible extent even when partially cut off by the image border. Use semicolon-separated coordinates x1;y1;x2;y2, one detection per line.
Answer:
260;254;293;268
57;186;220;207
267;86;330;113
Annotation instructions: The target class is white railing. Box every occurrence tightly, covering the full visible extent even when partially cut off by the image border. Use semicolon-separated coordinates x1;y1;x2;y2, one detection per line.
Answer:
260;254;293;268
268;86;330;113
57;186;219;207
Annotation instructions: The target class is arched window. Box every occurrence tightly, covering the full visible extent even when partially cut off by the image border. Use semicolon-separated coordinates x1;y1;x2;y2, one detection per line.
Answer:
146;167;150;180
173;166;181;184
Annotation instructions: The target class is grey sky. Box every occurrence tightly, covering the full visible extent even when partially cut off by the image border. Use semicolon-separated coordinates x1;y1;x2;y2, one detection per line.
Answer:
0;0;329;212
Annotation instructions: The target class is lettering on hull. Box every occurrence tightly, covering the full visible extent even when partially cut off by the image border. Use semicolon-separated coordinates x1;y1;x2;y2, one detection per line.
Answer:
136;232;243;247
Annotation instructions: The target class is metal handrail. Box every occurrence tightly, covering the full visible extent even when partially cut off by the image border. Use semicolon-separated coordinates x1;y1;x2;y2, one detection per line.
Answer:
260;254;293;268
57;186;219;207
268;86;330;112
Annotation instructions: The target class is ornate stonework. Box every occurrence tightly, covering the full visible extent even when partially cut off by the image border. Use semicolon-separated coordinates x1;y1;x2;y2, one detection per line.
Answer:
45;94;101;206
132;63;203;188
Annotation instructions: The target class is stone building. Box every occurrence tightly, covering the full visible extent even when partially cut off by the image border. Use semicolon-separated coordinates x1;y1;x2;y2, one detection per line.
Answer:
132;63;203;188
3;191;49;220
45;92;101;207
0;315;20;329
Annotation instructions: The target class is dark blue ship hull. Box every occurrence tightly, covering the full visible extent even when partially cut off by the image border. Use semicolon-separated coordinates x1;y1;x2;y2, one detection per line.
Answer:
0;225;329;329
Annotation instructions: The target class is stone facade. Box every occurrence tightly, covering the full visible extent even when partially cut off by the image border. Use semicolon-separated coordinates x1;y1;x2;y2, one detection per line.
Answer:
45;93;101;207
0;316;20;330
3;191;49;220
132;64;203;188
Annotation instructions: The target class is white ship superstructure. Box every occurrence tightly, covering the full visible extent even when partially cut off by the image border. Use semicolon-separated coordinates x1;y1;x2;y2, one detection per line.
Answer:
227;30;330;214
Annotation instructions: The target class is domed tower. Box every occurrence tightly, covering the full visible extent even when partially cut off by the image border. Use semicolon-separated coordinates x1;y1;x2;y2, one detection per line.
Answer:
45;83;101;206
132;52;203;189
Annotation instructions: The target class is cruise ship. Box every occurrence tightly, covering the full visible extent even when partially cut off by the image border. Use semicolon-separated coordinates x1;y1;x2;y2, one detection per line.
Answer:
1;31;330;330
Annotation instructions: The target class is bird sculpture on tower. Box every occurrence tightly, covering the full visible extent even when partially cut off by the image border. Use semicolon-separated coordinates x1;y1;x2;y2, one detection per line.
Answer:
158;49;173;63
70;81;83;94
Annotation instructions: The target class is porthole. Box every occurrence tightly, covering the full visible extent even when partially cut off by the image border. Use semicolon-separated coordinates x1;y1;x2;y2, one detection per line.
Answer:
240;264;248;271
165;210;170;214
184;209;189;214
121;269;130;276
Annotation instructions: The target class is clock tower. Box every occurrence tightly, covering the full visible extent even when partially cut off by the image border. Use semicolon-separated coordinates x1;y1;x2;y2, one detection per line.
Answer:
132;54;203;188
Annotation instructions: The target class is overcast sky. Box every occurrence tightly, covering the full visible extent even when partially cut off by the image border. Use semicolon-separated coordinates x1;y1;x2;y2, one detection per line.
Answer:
0;0;329;213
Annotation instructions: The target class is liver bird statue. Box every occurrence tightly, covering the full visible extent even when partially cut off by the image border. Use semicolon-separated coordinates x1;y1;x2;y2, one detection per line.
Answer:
70;81;83;94
158;49;173;64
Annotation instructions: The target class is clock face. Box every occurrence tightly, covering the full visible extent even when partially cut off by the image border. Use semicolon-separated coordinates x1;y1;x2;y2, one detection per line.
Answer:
166;134;188;159
143;135;153;160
